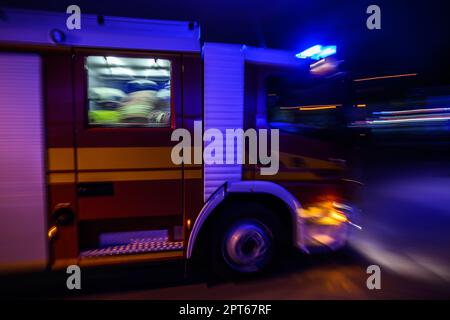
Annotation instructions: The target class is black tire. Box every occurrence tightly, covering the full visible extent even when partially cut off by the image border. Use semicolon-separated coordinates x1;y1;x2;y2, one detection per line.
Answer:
211;201;286;278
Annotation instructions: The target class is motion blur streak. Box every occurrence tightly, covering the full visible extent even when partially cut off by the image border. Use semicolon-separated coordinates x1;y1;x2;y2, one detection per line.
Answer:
352;240;450;283
374;107;450;115
353;73;418;82
370;116;450;124
299;105;337;111
280;104;340;111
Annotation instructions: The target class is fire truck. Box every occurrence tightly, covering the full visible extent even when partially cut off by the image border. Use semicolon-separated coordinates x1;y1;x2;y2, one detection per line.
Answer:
0;8;359;277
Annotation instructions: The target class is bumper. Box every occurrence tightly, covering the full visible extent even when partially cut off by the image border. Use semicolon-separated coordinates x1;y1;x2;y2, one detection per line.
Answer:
296;201;361;253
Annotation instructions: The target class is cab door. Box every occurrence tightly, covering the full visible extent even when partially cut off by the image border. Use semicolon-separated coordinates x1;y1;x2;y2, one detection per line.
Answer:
73;49;183;253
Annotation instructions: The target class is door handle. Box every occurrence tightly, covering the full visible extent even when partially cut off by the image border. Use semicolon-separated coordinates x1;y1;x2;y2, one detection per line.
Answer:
48;203;75;241
77;182;114;197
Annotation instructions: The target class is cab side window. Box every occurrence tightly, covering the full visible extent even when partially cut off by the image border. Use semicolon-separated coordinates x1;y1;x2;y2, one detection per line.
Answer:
266;73;347;140
86;56;172;127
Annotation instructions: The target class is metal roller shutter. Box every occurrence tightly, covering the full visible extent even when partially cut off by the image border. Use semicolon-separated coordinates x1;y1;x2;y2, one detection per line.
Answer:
0;53;48;273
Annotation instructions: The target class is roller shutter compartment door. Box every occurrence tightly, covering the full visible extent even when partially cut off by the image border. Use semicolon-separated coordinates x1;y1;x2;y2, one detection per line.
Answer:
0;53;48;273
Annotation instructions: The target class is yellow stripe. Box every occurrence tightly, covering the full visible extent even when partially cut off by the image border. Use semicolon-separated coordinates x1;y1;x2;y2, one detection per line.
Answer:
256;172;321;181
47;147;202;184
48;147;204;171
48;172;76;184
48;170;202;184
48;148;75;171
77;147;177;170
78;170;182;182
279;152;344;170
77;169;202;183
49;148;342;172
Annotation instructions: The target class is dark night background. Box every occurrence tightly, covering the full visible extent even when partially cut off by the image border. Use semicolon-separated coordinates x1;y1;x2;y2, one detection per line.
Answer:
2;0;450;84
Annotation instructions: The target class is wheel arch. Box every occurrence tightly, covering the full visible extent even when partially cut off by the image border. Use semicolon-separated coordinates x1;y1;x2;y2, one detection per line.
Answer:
186;181;304;259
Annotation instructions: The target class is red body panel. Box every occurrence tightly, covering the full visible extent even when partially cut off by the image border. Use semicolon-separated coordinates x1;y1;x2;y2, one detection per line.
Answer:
40;48;204;265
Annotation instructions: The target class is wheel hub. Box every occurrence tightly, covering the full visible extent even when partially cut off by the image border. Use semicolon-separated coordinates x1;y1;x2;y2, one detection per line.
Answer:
223;221;272;272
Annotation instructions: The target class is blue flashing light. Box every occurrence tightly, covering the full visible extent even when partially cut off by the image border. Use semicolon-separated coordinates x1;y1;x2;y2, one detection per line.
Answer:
296;45;322;59
296;44;337;60
319;45;336;59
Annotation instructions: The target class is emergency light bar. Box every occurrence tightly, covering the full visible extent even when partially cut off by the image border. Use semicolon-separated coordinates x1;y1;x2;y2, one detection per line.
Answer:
296;45;337;60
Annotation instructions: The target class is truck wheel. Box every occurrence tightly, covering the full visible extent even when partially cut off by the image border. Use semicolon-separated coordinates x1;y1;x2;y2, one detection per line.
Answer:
212;202;285;277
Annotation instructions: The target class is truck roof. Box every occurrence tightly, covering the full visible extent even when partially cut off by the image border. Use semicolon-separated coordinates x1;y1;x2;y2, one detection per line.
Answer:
0;8;201;52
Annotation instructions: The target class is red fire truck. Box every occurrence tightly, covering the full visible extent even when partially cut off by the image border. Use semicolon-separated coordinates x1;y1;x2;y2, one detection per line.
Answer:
0;9;359;276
